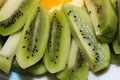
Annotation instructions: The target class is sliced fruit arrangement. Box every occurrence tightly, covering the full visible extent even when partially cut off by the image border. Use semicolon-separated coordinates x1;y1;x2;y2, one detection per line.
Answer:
57;39;89;80
84;0;118;43
0;0;120;80
62;3;110;72
0;0;39;36
16;3;50;69
43;10;70;73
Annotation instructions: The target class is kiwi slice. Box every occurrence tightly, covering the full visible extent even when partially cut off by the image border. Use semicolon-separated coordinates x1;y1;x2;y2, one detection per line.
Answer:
62;3;110;72
0;31;21;57
112;0;120;54
0;31;21;73
16;4;50;69
27;60;47;75
0;55;13;74
84;0;118;43
57;39;89;80
111;0;117;11
43;10;71;73
112;39;120;54
12;58;47;75
0;0;39;36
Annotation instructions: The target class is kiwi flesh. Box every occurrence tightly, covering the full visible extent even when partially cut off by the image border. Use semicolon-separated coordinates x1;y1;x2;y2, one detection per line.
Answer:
112;39;120;54
43;10;70;73
57;39;89;80
16;4;50;69
62;3;110;72
0;31;21;74
0;31;21;57
112;0;120;54
0;55;13;74
0;0;39;36
12;58;47;75
111;0;117;11
84;0;118;43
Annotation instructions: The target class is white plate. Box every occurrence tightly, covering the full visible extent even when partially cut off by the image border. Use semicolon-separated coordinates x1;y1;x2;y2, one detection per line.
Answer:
7;64;120;80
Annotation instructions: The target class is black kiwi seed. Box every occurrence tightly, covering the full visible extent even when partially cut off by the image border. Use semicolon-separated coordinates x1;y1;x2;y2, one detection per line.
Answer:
36;49;38;52
27;56;29;59
54;62;56;64
32;54;34;57
22;46;26;48
68;10;72;15
88;11;91;14
88;43;91;46
71;69;74;72
56;56;58;58
6;57;9;59
80;29;82;32
97;24;100;27
74;15;77;18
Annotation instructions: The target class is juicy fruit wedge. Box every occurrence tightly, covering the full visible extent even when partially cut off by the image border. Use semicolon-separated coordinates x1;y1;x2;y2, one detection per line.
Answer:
0;55;13;74
62;3;110;72
0;31;21;73
44;10;70;73
16;4;50;69
0;31;21;57
0;0;39;36
57;39;89;80
12;59;47;75
84;0;118;43
112;39;120;54
112;0;120;54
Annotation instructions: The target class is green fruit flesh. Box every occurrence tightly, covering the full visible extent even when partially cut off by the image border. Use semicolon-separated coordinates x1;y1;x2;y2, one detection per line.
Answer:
111;0;117;11
117;0;120;43
85;0;118;43
62;3;110;72
44;10;70;73
0;31;21;74
0;0;24;21
27;59;47;75
0;0;39;36
0;55;13;74
16;4;50;69
112;39;120;54
12;59;47;75
57;39;89;80
0;31;21;57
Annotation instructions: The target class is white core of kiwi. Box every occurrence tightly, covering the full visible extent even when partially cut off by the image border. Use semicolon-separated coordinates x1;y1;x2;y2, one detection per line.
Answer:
0;31;21;57
0;0;24;21
68;39;79;68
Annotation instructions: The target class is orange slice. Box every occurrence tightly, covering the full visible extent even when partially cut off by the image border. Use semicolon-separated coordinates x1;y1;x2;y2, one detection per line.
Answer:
40;0;72;10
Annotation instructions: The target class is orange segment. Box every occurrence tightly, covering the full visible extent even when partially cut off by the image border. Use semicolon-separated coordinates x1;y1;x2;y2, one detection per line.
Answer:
40;0;72;10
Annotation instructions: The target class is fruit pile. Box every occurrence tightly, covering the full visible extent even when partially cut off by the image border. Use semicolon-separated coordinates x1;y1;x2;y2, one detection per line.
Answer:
0;0;119;80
